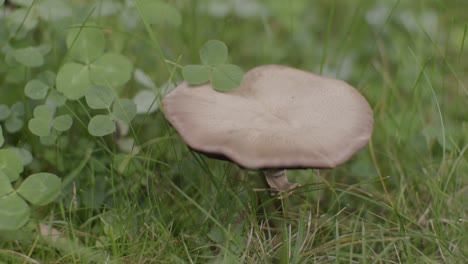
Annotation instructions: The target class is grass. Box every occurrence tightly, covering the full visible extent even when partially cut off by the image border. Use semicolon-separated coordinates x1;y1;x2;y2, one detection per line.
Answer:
1;0;467;263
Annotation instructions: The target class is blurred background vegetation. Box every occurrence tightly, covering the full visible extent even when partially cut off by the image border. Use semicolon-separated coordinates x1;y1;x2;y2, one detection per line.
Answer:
0;0;466;263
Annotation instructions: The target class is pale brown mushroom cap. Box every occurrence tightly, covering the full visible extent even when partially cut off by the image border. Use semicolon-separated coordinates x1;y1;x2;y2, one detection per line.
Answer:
163;65;373;169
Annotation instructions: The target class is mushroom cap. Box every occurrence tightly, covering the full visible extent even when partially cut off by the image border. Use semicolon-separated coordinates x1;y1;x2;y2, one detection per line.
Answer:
163;65;373;169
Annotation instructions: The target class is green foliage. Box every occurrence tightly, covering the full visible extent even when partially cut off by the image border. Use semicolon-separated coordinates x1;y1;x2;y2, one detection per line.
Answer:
0;0;466;262
83;85;137;136
182;65;211;85
0;147;60;230
17;172;61;206
56;25;133;100
24;79;49;100
0;102;24;133
137;0;182;27
85;85;115;109
28;105;53;137
66;24;105;63
86;95;138;136
0;172;14;195
0;171;61;230
52;115;73;132
0;149;61;231
183;40;244;91
0;149;23;182
28;117;50;137
7;9;38;37
12;147;33;166
112;98;137;122
10;0;34;7
0;105;10;120
47;89;67;107
212;64;245;91
88;115;115;136
0;0;66;232
28;103;73;137
35;0;72;21
89;53;133;87
200;40;228;65
0;192;30;231
56;62;91;100
5;0;71;38
13;47;44;67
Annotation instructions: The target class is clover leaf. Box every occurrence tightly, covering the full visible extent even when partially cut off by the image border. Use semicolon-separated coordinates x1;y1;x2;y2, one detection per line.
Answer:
0;193;30;231
112;99;137;122
5;102;24;133
53;115;73;132
24;79;49;100
212;64;244;91
182;65;211;85
28;118;51;137
0;105;10;121
0;148;23;182
137;0;182;27
84;86;136;137
47;89;67;107
0;170;61;231
0;172;14;196
56;62;92;100
200;40;228;65
182;40;243;91
28;105;53;137
17;172;61;206
29;105;74;137
36;0;72;22
85;85;115;110
88;115;115;136
33;105;54;121
89;53;133;87
13;47;44;67
66;23;105;63
56;25;133;101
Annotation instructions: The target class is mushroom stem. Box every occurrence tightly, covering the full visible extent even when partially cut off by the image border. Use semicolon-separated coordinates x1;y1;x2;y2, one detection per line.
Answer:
263;169;300;192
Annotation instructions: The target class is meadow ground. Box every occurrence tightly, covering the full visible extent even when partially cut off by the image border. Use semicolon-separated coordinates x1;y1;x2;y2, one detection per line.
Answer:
0;0;466;263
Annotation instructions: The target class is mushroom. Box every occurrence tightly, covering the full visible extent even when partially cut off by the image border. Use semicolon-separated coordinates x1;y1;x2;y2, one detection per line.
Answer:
162;65;373;193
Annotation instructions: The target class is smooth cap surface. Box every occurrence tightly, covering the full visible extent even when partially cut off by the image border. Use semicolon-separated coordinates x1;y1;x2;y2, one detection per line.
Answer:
163;65;373;169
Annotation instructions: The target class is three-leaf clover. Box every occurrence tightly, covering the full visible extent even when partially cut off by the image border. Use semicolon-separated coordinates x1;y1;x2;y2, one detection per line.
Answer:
56;24;133;100
28;105;73;138
84;86;137;137
0;149;61;231
182;40;244;91
0;102;24;133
